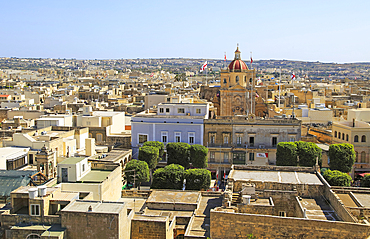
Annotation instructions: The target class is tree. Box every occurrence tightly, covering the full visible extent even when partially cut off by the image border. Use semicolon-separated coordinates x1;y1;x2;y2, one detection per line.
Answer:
361;174;370;187
184;168;211;191
276;142;297;166
138;146;159;169
166;142;191;168
323;169;352;187
328;143;356;173
295;141;322;167
190;144;208;168
124;160;149;187
151;164;185;190
143;141;164;158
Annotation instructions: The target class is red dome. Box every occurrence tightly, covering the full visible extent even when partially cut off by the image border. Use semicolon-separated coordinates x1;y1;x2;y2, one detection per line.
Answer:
228;59;248;71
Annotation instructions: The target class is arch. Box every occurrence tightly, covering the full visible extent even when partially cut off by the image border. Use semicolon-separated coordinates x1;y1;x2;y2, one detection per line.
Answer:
26;234;41;239
354;135;359;142
334;131;337;138
342;133;345;140
361;151;366;163
362;135;366;142
223;78;227;84
338;132;341;139
346;134;349;141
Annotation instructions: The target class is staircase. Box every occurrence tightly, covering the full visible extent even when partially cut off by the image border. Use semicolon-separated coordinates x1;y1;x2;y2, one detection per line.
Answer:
232;193;241;205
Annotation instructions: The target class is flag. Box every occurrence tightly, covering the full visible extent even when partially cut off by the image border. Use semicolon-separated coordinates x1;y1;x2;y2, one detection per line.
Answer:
200;61;208;72
250;56;253;64
223;172;226;179
216;171;219;180
224;53;226;61
291;72;296;80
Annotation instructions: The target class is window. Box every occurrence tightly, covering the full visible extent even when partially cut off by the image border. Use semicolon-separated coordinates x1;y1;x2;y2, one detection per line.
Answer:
166;108;170;113
196;108;201;114
82;164;85;172
175;132;181;142
178;108;185;114
362;135;366;142
210;152;215;162
279;211;286;217
249;78;252;83
342;133;345;140
272;137;277;147
346;134;349;141
188;132;195;144
223;78;226;84
224;153;229;163
290;137;295;142
209;133;216;145
236;135;242;146
334;131;337;138
96;133;103;142
138;134;148;144
249;152;254;161
30;204;40;216
354;135;359;142
159;108;164;113
361;151;366;163
338;132;341;139
236;76;239;83
244;76;246;82
161;131;168;143
249;137;255;147
223;135;229;145
233;153;246;164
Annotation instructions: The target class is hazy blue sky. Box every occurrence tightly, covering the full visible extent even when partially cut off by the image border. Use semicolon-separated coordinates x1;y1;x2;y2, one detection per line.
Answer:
1;0;369;63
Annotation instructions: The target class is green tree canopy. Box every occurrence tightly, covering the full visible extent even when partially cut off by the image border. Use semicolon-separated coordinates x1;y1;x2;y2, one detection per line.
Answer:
143;141;165;158
124;160;149;186
328;143;356;173
184;168;211;191
138;146;159;169
295;141;322;167
323;169;352;187
151;164;185;190
361;174;370;187
166;142;191;168
276;142;298;166
190;144;208;168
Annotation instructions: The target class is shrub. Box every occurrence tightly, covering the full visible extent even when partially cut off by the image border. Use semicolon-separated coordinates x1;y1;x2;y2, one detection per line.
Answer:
190;144;208;168
276;142;297;166
328;143;356;173
184;168;211;190
323;169;352;186
166;142;191;168
151;164;185;190
138;146;159;169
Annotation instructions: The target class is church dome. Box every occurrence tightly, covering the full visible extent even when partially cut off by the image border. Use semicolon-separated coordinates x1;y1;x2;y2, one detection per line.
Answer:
228;45;248;71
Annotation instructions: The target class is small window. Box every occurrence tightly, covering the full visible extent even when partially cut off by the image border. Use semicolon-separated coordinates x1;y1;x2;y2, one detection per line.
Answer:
223;78;227;84
236;76;239;83
166;108;170;113
362;135;366;142
279;211;286;217
224;153;229;162
236;136;242;146
354;135;359;142
82;164;85;172
161;132;168;143
30;204;40;216
250;137;255;147
178;108;185;114
334;131;337;138
188;132;195;144
210;134;215;144
290;137;295;142
210;152;215;162
159;108;164;113
175;132;181;142
196;108;201;114
346;134;349;141
138;134;148;144
223;135;229;144
272;137;277;146
338;132;341;139
249;152;254;161
342;133;345;140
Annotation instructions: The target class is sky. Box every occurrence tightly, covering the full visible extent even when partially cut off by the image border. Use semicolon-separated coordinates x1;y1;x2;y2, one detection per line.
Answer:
1;0;370;63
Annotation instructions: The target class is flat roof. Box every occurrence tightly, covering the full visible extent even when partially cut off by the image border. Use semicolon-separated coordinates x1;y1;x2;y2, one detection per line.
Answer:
78;170;111;183
61;200;125;214
229;170;323;185
353;193;370;207
59;157;86;165
147;190;200;205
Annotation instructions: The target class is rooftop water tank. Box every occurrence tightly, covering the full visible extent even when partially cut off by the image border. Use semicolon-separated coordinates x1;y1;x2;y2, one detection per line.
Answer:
37;185;47;197
242;195;251;205
29;188;38;199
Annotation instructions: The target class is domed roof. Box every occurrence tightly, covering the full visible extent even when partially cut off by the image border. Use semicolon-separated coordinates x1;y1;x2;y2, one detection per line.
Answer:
228;59;248;71
228;45;248;71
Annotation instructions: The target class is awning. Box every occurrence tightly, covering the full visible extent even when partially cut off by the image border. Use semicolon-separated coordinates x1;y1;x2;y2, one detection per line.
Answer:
358;173;370;177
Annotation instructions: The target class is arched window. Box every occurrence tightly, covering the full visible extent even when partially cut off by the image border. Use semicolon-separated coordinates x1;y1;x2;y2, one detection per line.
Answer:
223;78;227;84
338;132;341;139
361;151;366;163
236;76;239;83
362;135;366;142
249;78;252;83
346;134;349;141
342;133;345;140
354;135;359;142
244;76;247;82
334;131;337;138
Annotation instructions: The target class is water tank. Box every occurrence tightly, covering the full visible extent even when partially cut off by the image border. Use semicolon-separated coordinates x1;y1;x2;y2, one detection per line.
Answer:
242;195;251;205
29;188;38;199
37;185;47;197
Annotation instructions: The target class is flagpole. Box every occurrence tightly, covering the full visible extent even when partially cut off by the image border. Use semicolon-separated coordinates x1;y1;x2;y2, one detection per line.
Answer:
250;52;253;115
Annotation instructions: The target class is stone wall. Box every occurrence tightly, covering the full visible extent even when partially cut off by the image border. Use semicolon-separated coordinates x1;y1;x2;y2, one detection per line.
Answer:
210;210;370;239
131;216;174;239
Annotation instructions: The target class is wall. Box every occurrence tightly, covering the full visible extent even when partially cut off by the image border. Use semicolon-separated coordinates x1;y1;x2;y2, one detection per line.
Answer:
131;216;173;239
210;210;370;239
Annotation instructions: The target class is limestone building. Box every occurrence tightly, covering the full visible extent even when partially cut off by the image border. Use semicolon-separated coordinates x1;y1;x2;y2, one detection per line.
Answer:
219;46;256;116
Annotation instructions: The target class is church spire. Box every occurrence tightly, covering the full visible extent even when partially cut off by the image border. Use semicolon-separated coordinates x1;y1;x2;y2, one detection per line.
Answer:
234;44;241;60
